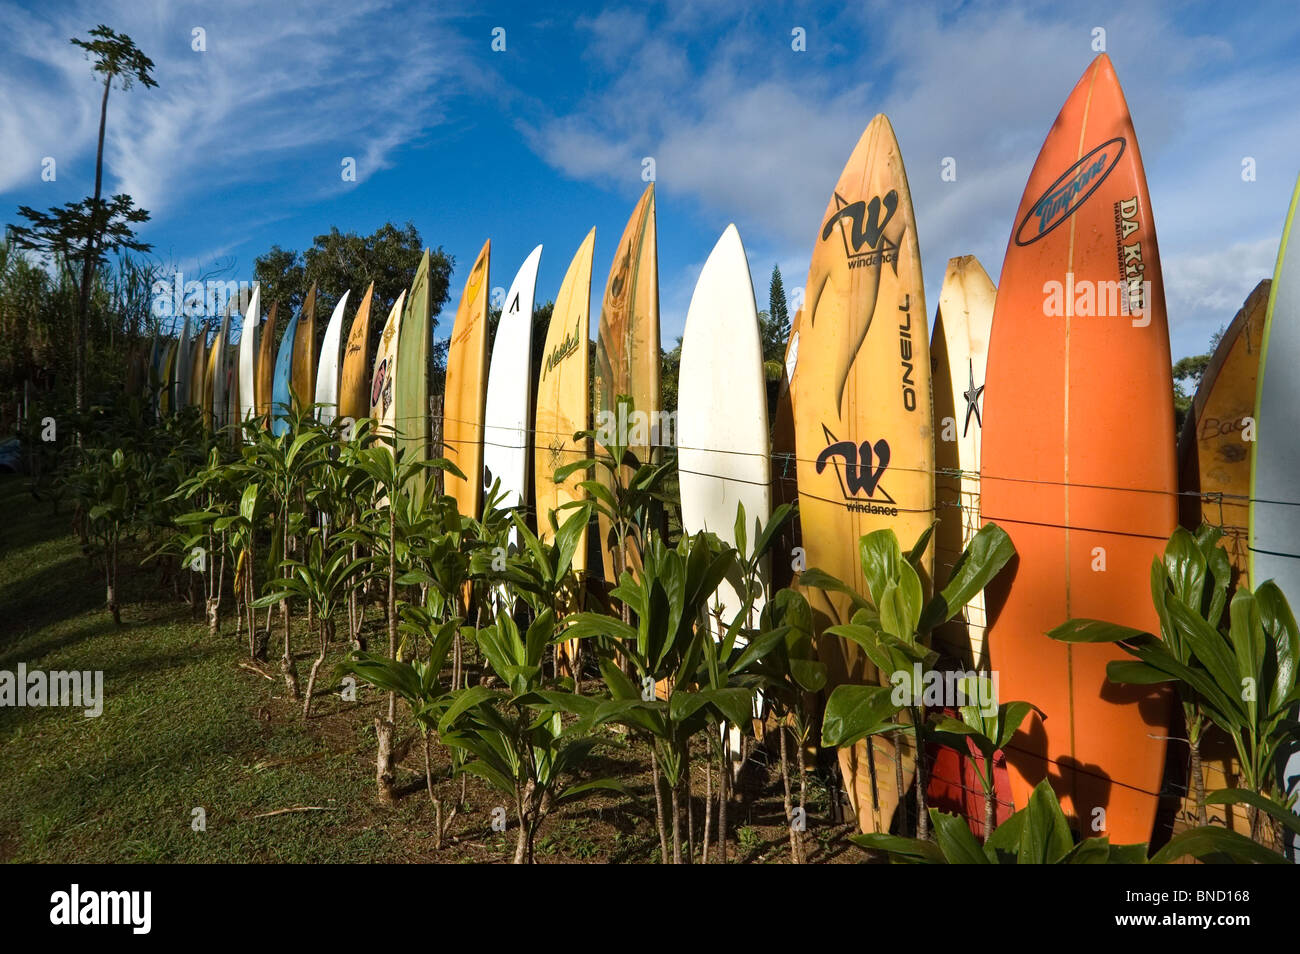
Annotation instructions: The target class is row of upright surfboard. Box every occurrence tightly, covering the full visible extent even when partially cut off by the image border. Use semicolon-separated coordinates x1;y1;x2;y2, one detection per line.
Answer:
130;52;1298;849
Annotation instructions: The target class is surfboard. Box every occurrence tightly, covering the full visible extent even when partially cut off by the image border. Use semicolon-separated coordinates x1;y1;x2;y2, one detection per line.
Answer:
770;307;801;593
535;229;595;554
394;252;434;495
174;317;192;416
315;290;352;428
483;245;542;518
980;54;1176;845
338;283;375;429
794;113;933;835
256;303;278;428
931;255;996;669
370;290;407;449
1180;280;1268;582
189;327;208;409
291;284;318;419
238;286;261;434
1249;171;1300;860
271;305;299;438
442;242;490;514
225;324;240;443
679;224;771;772
210;306;232;432
594;184;660;582
159;339;178;416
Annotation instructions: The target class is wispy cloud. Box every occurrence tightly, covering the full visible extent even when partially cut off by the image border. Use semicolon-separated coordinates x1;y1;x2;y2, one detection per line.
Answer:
0;0;466;222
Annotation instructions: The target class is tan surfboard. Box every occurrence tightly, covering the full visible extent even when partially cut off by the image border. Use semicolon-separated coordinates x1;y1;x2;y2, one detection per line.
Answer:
535;228;595;556
442;241;491;518
931;256;996;669
189;328;207;408
255;303;278;428
338;283;375;429
793;114;934;834
594;184;660;582
1174;278;1269;840
290;284;318;418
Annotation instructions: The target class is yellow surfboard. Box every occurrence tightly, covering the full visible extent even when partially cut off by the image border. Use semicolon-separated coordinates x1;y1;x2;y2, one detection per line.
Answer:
203;324;220;432
255;302;278;429
291;284;317;418
442;241;491;518
793;114;933;834
594;184;660;581
339;283;375;428
189;329;207;409
536;228;595;557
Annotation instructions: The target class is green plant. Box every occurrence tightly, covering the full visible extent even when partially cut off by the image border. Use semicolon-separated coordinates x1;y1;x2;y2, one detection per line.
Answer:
440;611;624;863
1048;524;1300;849
854;778;1284;864
815;522;1016;839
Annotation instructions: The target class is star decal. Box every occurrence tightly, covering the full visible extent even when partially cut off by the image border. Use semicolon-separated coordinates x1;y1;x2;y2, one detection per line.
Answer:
962;359;984;437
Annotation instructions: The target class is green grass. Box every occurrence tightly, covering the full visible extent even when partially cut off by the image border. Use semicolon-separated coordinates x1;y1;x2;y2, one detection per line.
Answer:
0;473;858;864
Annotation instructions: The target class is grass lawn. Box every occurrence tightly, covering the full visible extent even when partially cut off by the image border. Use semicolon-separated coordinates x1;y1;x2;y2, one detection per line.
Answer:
0;474;858;863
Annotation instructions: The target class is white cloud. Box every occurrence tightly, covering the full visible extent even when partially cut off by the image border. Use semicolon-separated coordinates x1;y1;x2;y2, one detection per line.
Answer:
520;0;1300;358
0;0;465;222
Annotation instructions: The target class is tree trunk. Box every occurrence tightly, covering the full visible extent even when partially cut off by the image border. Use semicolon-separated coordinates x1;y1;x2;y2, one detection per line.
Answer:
780;722;800;863
376;509;398;805
796;727;808;864
670;777;682;865
718;732;729;864
913;715;929;841
1188;730;1208;827
649;746;669;865
302;619;329;720
75;76;112;420
702;750;713;865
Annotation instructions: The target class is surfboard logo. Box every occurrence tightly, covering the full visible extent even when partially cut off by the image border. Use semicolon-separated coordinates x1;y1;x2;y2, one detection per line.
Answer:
371;358;390;413
817;424;896;505
543;318;583;378
1015;138;1126;246
822;191;901;272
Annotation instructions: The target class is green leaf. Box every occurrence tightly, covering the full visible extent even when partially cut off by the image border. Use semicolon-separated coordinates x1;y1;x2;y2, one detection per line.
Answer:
1046;618;1148;643
858;529;903;608
821;684;901;748
931;810;989;863
1204;788;1300;838
1017;779;1073;864
850;832;945;863
1149;826;1288;864
918;523;1015;632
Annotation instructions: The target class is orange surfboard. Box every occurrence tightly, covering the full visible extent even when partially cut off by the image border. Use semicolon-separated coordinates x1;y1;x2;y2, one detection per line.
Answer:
981;54;1175;844
442;241;491;519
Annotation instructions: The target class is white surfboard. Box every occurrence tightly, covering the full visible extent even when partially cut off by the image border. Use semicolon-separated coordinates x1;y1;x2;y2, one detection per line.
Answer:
315;290;351;427
678;224;771;773
238;286;261;434
483;245;542;519
931;255;996;668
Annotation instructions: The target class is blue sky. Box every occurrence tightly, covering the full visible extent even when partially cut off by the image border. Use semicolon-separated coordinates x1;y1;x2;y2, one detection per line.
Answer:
2;0;1298;359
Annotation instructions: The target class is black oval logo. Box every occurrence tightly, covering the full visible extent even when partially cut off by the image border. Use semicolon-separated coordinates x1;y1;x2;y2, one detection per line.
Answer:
1014;137;1126;247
